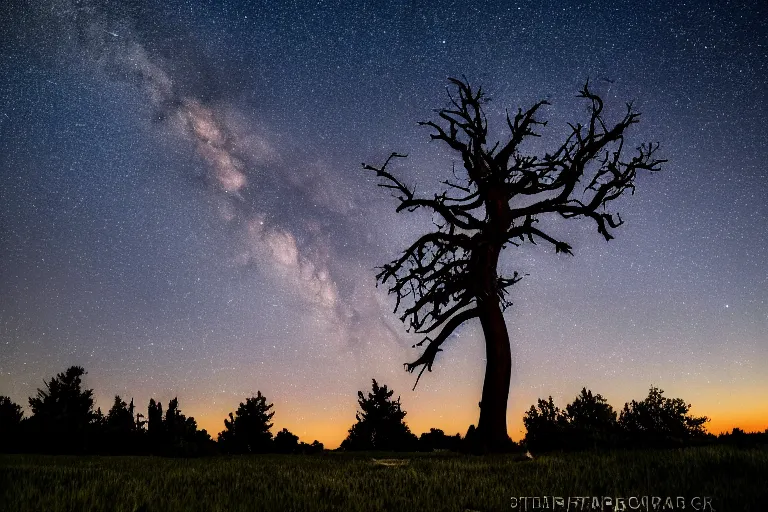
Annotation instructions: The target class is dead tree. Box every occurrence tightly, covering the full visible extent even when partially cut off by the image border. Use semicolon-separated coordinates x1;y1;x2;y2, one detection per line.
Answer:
364;77;665;453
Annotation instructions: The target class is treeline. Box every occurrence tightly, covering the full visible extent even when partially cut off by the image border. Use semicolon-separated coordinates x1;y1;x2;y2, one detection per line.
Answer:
522;387;767;452
0;366;323;456
0;367;765;456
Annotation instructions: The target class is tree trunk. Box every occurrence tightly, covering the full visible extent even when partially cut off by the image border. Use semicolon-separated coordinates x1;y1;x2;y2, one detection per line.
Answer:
473;241;514;453
476;295;513;453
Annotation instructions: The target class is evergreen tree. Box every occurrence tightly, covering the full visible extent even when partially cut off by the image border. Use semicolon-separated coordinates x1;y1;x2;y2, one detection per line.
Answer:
218;392;275;454
340;379;418;451
0;396;24;453
104;395;143;454
156;397;210;456
147;399;163;435
107;395;135;431
146;398;165;454
165;397;184;439
463;424;478;451
27;366;98;453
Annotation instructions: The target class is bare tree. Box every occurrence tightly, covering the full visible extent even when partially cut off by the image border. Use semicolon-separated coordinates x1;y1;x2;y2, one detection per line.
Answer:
364;77;665;453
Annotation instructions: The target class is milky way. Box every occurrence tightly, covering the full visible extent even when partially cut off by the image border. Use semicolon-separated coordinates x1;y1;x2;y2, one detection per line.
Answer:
1;0;766;445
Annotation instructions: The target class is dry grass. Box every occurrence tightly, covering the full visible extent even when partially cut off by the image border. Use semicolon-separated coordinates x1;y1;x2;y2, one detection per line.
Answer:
2;446;766;511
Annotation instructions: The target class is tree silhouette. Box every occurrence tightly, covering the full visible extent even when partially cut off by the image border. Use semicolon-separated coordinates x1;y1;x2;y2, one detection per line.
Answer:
147;398;164;451
524;387;710;451
365;77;664;452
564;388;618;450
104;395;142;454
27;366;99;453
218;392;275;454
463;424;478;450
718;427;768;448
107;395;136;432
298;439;325;454
0;396;24;425
0;396;24;453
274;427;300;454
341;379;418;451
165;397;187;440
419;428;462;452
523;396;569;451
155;397;211;456
619;386;709;445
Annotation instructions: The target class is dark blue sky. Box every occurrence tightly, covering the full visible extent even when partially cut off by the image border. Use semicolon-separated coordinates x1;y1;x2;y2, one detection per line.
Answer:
1;0;766;445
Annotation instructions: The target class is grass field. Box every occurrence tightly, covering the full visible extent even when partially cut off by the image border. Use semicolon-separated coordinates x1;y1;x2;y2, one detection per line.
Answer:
2;446;767;511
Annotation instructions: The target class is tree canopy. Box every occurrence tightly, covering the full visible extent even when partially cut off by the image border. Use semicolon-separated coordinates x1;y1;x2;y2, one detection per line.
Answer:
28;366;96;426
341;379;418;451
524;386;710;451
218;392;275;454
619;386;709;443
26;366;98;453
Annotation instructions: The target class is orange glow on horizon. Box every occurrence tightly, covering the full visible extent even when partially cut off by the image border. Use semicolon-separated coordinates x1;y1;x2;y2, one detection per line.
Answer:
196;406;768;449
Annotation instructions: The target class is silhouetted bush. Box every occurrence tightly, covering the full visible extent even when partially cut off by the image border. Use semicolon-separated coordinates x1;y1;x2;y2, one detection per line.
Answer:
419;428;462;452
274;428;300;454
218;392;275;454
524;387;713;452
717;428;768;448
340;379;419;451
618;386;709;448
563;388;620;450
298;440;325;454
523;396;570;452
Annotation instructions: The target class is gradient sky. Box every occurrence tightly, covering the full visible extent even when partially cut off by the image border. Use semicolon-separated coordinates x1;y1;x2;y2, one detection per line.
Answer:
1;0;766;448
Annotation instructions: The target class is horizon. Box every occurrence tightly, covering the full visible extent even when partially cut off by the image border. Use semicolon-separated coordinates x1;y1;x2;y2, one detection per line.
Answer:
4;366;765;449
2;0;766;452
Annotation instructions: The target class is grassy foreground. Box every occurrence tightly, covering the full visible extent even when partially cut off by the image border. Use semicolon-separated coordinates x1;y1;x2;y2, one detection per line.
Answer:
2;447;767;511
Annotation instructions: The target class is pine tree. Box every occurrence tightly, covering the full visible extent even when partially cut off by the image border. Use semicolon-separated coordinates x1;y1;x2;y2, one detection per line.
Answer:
104;395;142;454
107;395;135;431
27;366;97;453
341;379;418;451
218;392;275;454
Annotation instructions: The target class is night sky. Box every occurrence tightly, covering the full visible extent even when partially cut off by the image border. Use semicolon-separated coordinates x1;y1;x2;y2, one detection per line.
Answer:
1;0;766;447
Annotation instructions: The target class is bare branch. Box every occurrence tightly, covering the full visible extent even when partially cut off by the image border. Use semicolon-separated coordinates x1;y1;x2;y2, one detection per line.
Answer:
364;153;485;230
369;76;663;395
405;307;479;390
494;100;550;168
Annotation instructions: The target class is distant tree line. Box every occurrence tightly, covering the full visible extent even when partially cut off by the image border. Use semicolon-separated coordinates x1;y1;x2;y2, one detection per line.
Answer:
0;367;765;456
522;386;767;452
0;366;323;456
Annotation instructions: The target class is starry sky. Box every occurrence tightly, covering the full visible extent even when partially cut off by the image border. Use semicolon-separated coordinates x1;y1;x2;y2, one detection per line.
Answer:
1;0;767;447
